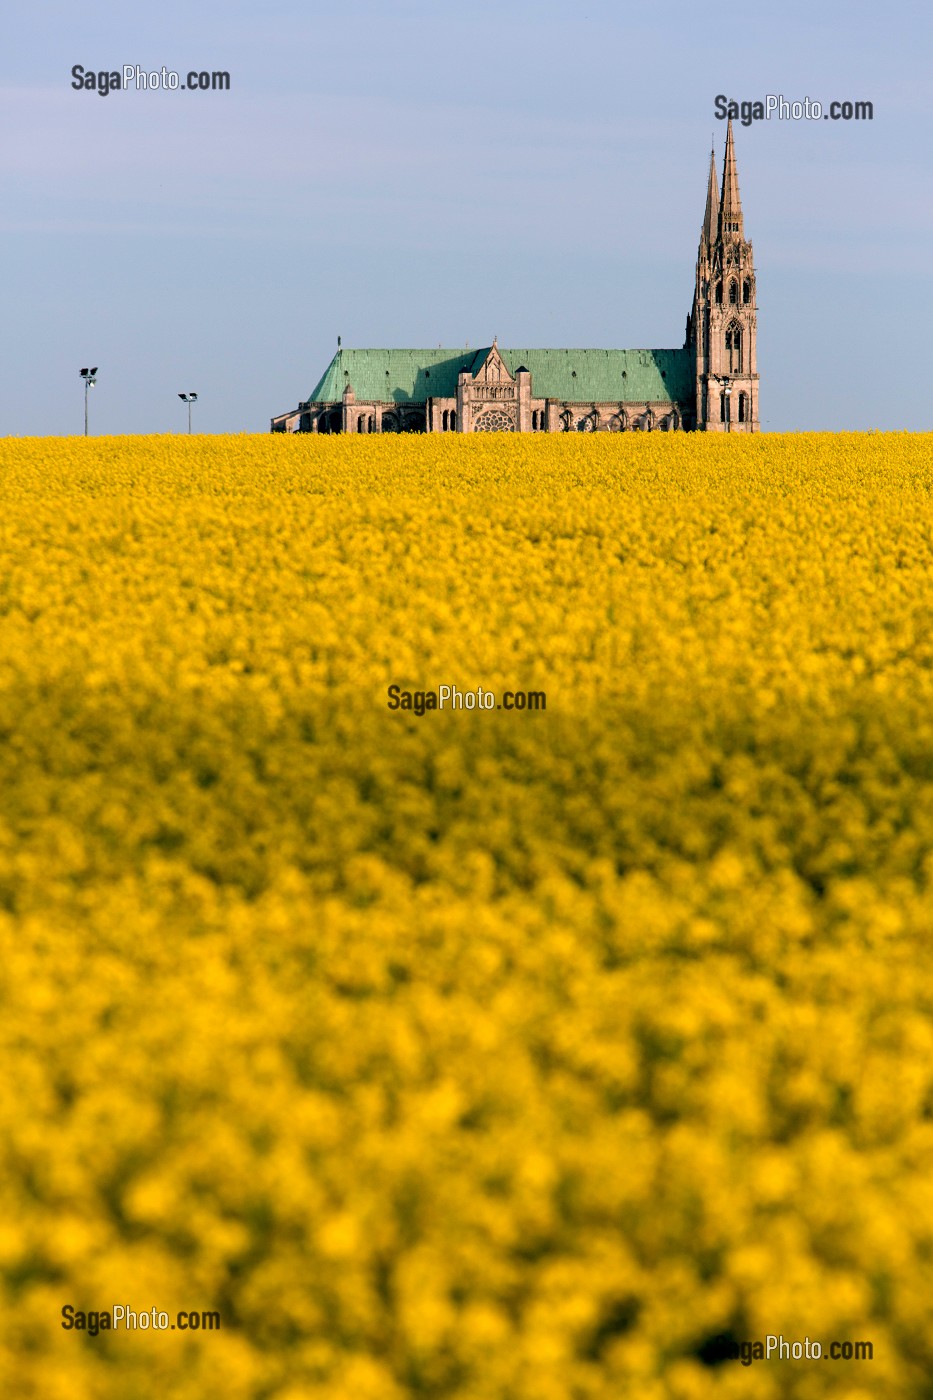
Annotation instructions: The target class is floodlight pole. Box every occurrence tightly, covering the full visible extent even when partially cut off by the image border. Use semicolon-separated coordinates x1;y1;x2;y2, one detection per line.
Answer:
712;375;732;434
179;392;198;434
79;368;98;436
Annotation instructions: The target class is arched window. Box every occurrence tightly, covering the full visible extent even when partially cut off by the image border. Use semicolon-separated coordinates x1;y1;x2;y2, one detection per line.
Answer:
725;324;742;373
358;414;367;433
450;410;457;431
728;280;738;305
742;279;752;305
738;392;747;424
368;416;375;433
720;392;726;424
442;409;449;431
715;281;723;305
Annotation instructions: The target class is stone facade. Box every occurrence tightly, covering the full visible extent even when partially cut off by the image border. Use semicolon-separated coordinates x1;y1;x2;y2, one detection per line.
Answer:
272;122;758;435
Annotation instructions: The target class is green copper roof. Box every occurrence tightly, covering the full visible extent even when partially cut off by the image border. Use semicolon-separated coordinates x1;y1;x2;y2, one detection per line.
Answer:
307;346;693;406
308;348;479;404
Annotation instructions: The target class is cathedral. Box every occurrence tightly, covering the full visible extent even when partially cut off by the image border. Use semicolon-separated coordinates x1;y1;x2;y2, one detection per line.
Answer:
271;121;758;435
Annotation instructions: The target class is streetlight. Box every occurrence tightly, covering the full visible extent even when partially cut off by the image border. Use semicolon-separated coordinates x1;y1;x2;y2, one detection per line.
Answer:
178;392;198;434
79;367;98;436
712;375;732;433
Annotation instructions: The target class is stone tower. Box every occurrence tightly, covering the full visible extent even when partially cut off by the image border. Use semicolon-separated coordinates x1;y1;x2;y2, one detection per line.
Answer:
690;120;759;432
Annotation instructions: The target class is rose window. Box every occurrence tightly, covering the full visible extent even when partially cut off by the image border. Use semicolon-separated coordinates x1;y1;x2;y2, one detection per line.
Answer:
473;409;516;432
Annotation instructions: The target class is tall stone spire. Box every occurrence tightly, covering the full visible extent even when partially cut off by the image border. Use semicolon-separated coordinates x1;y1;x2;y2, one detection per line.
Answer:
690;121;759;433
700;146;719;252
718;118;743;239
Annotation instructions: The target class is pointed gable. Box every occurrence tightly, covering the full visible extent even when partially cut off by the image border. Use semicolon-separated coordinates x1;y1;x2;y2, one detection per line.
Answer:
472;340;515;385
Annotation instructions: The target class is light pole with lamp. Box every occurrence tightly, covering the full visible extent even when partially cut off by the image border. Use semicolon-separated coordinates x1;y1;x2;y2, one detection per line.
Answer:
178;392;198;433
79;368;98;436
712;375;732;433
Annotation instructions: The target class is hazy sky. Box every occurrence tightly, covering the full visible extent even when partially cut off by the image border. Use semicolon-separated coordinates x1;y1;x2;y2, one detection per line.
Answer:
3;0;930;434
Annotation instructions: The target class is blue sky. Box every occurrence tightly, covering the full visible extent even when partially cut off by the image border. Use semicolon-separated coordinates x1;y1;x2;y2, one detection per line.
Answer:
2;0;930;434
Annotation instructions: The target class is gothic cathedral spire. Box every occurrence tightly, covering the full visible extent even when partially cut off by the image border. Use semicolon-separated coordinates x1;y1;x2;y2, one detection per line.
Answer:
702;145;719;253
692;119;759;432
718;118;743;240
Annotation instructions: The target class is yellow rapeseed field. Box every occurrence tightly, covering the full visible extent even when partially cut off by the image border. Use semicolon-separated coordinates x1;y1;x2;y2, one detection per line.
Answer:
1;430;932;1399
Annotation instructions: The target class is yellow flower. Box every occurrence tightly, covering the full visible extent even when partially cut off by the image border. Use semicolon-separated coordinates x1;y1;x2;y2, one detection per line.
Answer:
0;430;930;1396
